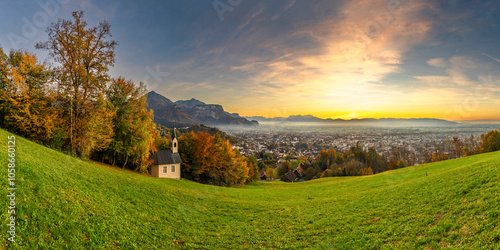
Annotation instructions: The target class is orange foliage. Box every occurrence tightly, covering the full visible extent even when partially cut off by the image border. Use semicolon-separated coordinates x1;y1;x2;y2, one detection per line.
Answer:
179;132;254;186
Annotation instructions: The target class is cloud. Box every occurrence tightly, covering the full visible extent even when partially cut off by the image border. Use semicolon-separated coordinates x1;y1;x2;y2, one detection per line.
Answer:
417;56;494;88
284;0;297;10
150;0;499;119
481;52;500;63
413;54;500;120
229;0;433;112
271;0;296;21
236;8;264;32
427;58;447;68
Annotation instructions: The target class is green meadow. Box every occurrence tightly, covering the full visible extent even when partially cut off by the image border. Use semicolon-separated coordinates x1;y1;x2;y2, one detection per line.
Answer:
1;128;499;249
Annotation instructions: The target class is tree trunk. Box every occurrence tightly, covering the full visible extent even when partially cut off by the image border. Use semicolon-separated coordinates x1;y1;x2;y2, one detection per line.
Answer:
123;154;128;169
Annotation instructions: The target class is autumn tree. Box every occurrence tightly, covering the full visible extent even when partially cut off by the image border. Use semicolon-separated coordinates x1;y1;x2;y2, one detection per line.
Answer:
315;148;338;171
431;152;448;162
452;137;464;158
343;161;367;176
101;78;156;172
327;163;340;172
257;161;269;172
246;155;259;182
480;130;500;153
345;143;368;164
277;160;292;177
464;135;480;156
304;167;316;180
210;136;250;186
320;169;334;178
265;167;277;180
179;132;253;186
36;11;117;156
179;131;213;181
360;167;374;175
368;147;388;173
0;49;62;145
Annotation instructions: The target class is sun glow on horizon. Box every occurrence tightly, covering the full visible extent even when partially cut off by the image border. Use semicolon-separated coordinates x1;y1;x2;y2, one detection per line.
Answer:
134;0;500;121
235;107;500;121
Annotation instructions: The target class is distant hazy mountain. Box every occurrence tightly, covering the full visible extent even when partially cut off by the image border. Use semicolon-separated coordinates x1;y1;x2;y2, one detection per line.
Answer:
146;91;198;127
225;112;242;118
148;92;457;128
146;92;258;127
174;98;258;126
174;98;207;110
244;115;459;127
286;115;325;123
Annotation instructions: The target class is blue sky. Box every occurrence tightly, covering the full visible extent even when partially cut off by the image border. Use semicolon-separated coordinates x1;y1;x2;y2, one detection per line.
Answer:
1;0;500;120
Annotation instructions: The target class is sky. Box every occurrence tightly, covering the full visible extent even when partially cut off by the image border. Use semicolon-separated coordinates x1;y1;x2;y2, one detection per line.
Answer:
1;0;500;121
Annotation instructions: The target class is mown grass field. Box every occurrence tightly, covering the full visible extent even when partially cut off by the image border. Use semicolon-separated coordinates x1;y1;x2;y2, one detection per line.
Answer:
1;128;500;249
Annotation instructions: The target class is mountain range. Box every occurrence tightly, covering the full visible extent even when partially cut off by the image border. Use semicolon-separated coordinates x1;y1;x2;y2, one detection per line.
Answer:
244;115;461;127
146;91;258;127
147;91;461;128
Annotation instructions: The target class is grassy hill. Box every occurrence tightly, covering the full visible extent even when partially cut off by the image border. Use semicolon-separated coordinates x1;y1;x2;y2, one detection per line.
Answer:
1;128;499;249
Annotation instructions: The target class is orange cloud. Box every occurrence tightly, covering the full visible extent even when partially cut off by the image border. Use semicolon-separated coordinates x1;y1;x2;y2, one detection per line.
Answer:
230;0;435;118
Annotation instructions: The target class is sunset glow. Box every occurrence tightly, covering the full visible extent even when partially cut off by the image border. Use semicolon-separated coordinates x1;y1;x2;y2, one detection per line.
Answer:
1;0;499;120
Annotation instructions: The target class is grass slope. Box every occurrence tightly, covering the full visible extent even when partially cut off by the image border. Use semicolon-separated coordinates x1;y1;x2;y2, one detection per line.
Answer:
1;128;500;249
